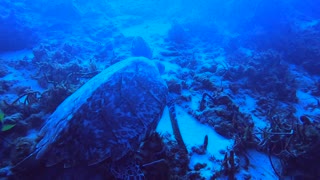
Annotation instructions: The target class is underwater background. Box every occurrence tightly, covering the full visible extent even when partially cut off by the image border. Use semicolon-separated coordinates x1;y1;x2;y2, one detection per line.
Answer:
1;0;320;179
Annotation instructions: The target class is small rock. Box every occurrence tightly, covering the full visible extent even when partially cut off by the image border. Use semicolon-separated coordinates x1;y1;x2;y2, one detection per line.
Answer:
194;163;207;171
166;78;182;94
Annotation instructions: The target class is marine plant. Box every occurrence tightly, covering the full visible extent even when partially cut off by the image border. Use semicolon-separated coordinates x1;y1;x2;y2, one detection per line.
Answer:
255;114;320;178
191;135;208;155
211;150;238;180
0;110;16;132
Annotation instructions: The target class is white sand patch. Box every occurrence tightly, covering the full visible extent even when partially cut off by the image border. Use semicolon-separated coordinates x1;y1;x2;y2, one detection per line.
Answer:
157;104;234;179
189;153;220;179
1;66;44;103
189;92;202;111
232;92;267;130
160;60;181;73
251;114;267;130
121;21;170;41
289;64;318;91
3;68;44;93
0;50;42;95
156;106;173;135
239;47;254;56
296;90;318;108
175;105;233;159
243;94;267;129
214;55;226;64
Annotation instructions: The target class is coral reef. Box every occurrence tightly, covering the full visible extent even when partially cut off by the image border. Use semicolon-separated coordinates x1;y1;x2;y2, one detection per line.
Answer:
256;114;320;177
194;93;254;143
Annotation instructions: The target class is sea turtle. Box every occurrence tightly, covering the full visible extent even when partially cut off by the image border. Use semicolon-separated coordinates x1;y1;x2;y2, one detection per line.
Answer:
34;57;168;177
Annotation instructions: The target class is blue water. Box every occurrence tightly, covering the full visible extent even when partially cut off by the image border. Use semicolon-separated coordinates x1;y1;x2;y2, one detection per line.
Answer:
1;0;320;179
